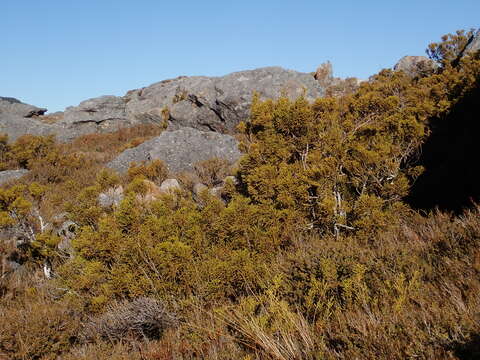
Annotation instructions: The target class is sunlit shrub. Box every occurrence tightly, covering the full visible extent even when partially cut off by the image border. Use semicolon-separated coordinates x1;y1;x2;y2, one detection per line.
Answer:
127;159;169;184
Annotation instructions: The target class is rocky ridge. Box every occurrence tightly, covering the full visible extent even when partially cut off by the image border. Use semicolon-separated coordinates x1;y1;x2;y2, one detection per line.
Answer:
0;67;324;142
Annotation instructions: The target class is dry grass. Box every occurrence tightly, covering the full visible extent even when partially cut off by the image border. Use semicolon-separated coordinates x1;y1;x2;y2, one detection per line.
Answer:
194;158;233;187
220;298;318;360
66;124;164;164
0;284;81;360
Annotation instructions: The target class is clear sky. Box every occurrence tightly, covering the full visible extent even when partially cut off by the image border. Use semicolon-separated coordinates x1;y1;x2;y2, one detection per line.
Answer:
2;0;479;112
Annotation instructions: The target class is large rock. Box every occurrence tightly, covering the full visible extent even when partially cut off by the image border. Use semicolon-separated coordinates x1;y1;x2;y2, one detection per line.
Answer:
0;111;113;143
0;97;57;141
1;67;324;143
108;127;241;174
0;105;129;143
393;56;436;77
60;96;141;137
0;97;47;118
63;96;127;125
125;66;323;133
159;178;181;193
59;67;323;137
0;113;55;141
98;185;124;208
0;98;73;142
0;169;29;185
465;29;480;55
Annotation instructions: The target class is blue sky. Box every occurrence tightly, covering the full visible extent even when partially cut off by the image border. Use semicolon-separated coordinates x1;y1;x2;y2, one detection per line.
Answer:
2;1;479;112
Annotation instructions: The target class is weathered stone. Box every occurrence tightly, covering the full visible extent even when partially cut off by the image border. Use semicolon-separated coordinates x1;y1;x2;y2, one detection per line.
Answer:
393;56;436;77
98;185;124;208
209;186;224;198
63;96;127;124
159;179;181;193
108;127;241;174
0;105;92;143
1;67;325;142
0;169;29;185
59;96;138;139
126;66;324;133
314;62;334;87
56;220;78;253
0;112;57;141
0;97;47;118
135;179;181;203
465;29;480;55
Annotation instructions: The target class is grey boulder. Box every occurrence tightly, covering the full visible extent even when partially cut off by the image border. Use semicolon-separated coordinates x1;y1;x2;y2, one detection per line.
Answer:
108;127;242;174
63;96;127;125
0;97;47;118
465;29;480;55
0;97;57;141
159;178;181;193
0;114;53;141
98;185;124;208
393;56;436;77
0;98;68;142
0;169;29;185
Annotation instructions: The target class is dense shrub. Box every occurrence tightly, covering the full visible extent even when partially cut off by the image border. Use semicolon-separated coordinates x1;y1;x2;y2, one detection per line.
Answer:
9;135;56;169
127;159;169;184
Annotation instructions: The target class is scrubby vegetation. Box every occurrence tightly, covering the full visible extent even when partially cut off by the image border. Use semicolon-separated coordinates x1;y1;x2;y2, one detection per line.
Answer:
1;30;480;359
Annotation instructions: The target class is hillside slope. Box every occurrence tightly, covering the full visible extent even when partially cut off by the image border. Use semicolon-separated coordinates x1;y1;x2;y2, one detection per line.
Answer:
0;29;479;360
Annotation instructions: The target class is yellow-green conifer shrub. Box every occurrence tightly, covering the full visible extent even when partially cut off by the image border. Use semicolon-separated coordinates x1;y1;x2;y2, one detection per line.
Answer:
236;50;480;241
57;174;291;309
8;134;56;169
127;159;169;184
237;93;414;239
65;185;103;227
0;134;12;170
95;169;120;190
427;29;477;66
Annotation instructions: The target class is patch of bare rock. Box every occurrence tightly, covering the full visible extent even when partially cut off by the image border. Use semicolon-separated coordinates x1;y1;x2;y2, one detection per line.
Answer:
107;127;241;174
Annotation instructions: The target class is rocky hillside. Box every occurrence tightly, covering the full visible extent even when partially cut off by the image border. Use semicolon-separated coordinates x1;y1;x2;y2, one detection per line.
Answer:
1;28;480;360
0;66;325;182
